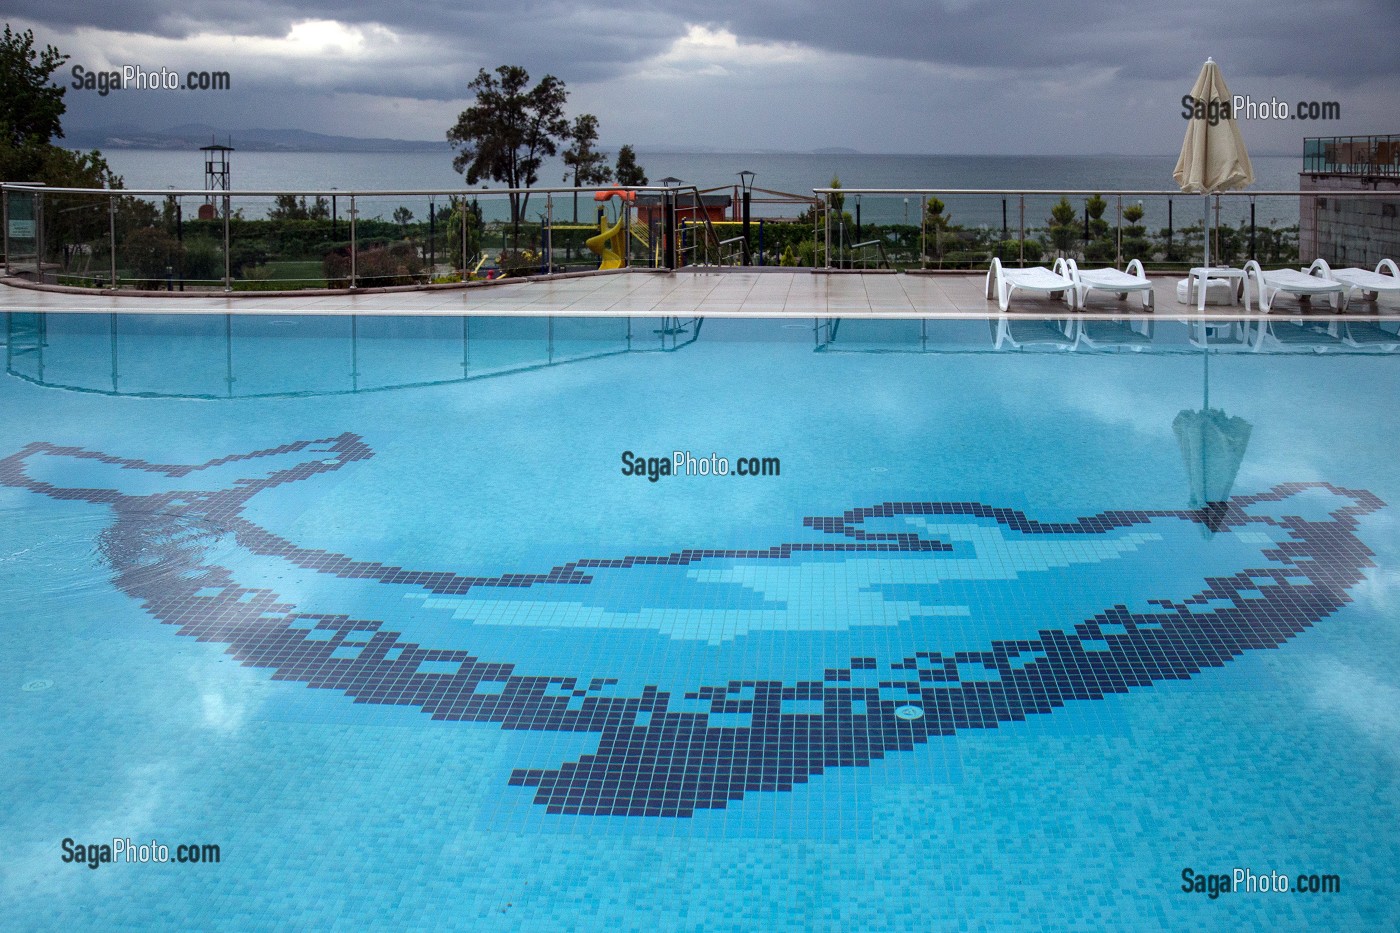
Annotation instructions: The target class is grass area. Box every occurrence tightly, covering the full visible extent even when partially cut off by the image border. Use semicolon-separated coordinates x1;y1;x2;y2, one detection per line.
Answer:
253;260;325;283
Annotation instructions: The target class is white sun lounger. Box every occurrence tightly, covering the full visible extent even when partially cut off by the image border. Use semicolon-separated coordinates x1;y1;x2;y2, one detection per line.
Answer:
990;316;1076;350
1242;260;1346;312
1248;318;1346;352
1057;258;1155;311
1070;317;1155;350
1306;258;1400;310
985;257;1077;312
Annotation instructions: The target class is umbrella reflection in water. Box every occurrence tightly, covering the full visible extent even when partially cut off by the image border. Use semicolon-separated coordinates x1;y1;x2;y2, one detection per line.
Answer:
1173;335;1252;530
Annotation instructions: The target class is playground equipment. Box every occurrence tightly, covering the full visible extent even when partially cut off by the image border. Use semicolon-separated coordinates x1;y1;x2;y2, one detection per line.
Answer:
586;189;635;270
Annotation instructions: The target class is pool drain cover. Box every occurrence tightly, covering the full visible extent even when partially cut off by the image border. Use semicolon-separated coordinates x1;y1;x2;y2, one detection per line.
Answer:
894;705;924;720
22;679;54;692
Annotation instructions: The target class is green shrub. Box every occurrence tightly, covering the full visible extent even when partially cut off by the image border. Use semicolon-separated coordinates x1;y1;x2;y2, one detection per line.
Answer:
322;242;426;288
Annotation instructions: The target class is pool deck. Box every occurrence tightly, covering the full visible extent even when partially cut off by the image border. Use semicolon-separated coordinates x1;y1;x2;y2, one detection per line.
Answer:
2;269;1396;319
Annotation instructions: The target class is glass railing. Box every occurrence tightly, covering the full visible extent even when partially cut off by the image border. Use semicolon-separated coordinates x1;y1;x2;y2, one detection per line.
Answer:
1304;135;1400;176
0;183;744;291
4;182;1397;286
811;188;1399;273
811;315;1398;354
2;312;683;398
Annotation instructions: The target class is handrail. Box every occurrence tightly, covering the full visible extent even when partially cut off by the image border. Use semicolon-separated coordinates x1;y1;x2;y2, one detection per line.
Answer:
812;186;1392;198
0;182;704;198
848;239;890;270
716;235;750;266
667;185;729;268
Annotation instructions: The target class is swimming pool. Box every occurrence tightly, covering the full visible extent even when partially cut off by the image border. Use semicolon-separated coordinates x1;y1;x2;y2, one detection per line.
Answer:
2;311;1398;929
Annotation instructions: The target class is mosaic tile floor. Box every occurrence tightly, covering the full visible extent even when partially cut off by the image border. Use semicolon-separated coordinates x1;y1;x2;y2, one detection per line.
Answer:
2;314;1398;929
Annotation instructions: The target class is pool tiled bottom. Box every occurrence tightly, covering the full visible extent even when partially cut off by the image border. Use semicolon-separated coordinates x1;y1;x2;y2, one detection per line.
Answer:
0;432;1385;828
3;321;1399;929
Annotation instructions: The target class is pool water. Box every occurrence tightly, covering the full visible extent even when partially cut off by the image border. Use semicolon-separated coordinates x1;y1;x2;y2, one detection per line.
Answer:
2;312;1398;930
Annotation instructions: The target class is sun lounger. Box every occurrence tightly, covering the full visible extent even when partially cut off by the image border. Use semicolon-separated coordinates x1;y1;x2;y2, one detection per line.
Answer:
1337;319;1400;350
990;316;1076;350
1058;258;1156;311
1306;258;1400;310
1242;260;1346;312
1248;318;1346;352
1070;317;1154;350
985;257;1077;312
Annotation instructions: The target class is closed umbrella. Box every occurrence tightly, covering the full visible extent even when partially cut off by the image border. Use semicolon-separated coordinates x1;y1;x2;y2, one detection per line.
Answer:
1173;338;1252;532
1173;58;1255;270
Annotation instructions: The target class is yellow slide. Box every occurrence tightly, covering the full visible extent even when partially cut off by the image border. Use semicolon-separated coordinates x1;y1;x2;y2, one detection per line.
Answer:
586;189;634;270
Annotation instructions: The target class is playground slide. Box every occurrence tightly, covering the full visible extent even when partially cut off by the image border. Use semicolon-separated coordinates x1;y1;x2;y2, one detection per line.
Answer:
586;189;634;270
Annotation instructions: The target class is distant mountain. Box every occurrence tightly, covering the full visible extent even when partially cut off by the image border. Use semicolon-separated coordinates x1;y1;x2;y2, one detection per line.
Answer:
65;124;451;152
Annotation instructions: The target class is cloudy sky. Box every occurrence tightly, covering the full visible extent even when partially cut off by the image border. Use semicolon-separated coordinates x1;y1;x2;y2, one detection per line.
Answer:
8;0;1396;154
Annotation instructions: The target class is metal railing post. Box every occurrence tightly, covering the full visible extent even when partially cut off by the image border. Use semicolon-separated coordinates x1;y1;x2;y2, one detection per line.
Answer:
919;195;927;269
824;192;831;270
349;195;357;289
1115;194;1123;267
664;190;677;270
546;194;553;275
2;186;9;276
34;190;44;281
222;193;231;291
109;193;118;289
1018;194;1025;267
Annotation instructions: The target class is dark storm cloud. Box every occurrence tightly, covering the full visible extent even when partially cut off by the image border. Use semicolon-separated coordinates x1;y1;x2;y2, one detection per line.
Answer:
679;0;1394;85
8;0;677;87
11;0;1394;90
11;0;1394;151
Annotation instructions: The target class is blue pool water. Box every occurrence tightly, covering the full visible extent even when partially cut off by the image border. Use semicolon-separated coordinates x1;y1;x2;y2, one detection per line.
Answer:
2;312;1398;929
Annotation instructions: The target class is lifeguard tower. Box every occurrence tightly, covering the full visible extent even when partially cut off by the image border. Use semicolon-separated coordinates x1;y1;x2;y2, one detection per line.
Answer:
198;140;232;220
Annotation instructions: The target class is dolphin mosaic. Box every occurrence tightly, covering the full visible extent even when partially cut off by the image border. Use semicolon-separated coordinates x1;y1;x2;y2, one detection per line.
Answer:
0;433;1384;817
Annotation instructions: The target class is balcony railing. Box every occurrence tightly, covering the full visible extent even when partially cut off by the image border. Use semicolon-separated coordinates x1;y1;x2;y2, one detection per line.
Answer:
2;181;1395;286
1304;135;1400;177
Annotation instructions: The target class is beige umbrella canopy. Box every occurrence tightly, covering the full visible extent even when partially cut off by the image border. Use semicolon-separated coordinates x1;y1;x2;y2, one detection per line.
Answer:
1174;58;1255;268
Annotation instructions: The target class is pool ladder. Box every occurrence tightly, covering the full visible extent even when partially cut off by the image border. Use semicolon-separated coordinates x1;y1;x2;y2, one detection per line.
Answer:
655;316;704;351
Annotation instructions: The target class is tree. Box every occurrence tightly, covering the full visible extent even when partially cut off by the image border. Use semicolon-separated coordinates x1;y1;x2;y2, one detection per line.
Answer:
393;206;415;231
827;175;844;215
0;25;121;191
1084;194;1109;239
1047;197;1079;255
446;66;569;234
614;144;647;187
266;194;330;222
0;25;68;149
562;114;612;222
444;195;484;274
268;195;307;221
1120;202;1151;261
925;197;953;264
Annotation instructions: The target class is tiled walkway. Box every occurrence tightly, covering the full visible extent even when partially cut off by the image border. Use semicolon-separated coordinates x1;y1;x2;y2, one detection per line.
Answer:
5;270;1392;318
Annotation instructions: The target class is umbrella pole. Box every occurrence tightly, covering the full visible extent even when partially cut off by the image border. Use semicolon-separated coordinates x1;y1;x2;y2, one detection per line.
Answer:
1202;195;1211;270
1202;335;1210;503
1203;334;1210;410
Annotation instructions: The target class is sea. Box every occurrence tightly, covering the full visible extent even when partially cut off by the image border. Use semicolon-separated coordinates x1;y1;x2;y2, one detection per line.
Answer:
95;150;1305;229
